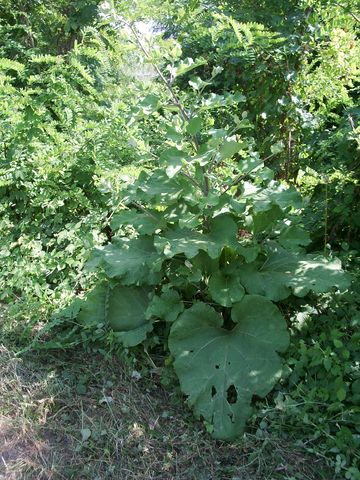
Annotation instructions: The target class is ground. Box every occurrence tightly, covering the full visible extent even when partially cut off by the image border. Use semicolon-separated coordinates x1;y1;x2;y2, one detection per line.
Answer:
0;310;336;480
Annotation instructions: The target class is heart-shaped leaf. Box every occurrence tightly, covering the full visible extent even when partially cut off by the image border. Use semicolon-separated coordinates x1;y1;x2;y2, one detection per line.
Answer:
92;237;162;285
169;296;289;439
208;270;245;307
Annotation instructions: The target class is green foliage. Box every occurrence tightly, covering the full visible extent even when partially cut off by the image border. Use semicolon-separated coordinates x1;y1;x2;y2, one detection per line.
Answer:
238;252;348;301
0;0;358;476
57;40;349;439
0;0;101;58
259;262;360;479
0;17;160;328
78;283;153;347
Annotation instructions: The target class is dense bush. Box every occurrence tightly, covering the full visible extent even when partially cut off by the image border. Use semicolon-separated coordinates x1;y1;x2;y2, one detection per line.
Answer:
0;0;359;478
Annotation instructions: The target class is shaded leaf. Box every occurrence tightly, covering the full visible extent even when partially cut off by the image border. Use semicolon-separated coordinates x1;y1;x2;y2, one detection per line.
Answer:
278;225;311;250
160;148;189;178
93;237;162;285
78;283;152;347
109;285;152;347
208;270;245;307
186;116;203;135
111;209;165;235
155;214;238;259
219;140;243;160
146;289;184;322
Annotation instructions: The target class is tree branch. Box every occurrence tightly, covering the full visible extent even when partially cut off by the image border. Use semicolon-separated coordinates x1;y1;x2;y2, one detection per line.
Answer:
333;2;360;23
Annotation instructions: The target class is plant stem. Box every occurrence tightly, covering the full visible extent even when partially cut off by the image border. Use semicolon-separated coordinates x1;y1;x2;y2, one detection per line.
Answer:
324;180;329;256
128;23;189;122
127;22;210;195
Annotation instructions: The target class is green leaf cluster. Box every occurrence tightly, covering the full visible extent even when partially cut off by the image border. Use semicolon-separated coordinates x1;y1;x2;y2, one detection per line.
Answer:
67;61;349;439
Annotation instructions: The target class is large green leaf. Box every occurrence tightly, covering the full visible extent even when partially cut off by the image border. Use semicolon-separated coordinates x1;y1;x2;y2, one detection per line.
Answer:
237;242;260;263
93;237;162;285
78;283;109;327
155;229;206;259
278;225;311;250
78;284;152;347
207;214;239;257
269;185;303;210
155;214;238;259
129;169;195;205
163;203;201;229
239;251;350;301
146;289;184;323
242;182;303;213
169;297;289;440
111;209;165;235
108;285;152;347
250;204;283;234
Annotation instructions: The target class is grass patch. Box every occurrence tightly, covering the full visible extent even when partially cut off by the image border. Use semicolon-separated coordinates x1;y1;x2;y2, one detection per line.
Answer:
0;338;338;480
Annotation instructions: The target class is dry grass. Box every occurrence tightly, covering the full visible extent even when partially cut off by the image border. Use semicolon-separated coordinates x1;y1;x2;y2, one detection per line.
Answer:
0;299;336;480
0;343;338;480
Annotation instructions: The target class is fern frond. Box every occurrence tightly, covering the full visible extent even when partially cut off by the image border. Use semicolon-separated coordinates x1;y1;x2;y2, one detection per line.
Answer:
0;58;25;73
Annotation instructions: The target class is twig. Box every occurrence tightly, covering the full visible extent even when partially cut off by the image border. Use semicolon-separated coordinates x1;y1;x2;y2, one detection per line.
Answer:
128;23;190;122
324;178;329;256
180;170;203;191
334;1;360;23
286;129;292;181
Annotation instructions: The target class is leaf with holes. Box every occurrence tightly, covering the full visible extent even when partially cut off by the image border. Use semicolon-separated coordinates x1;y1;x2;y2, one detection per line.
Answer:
168;296;289;439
